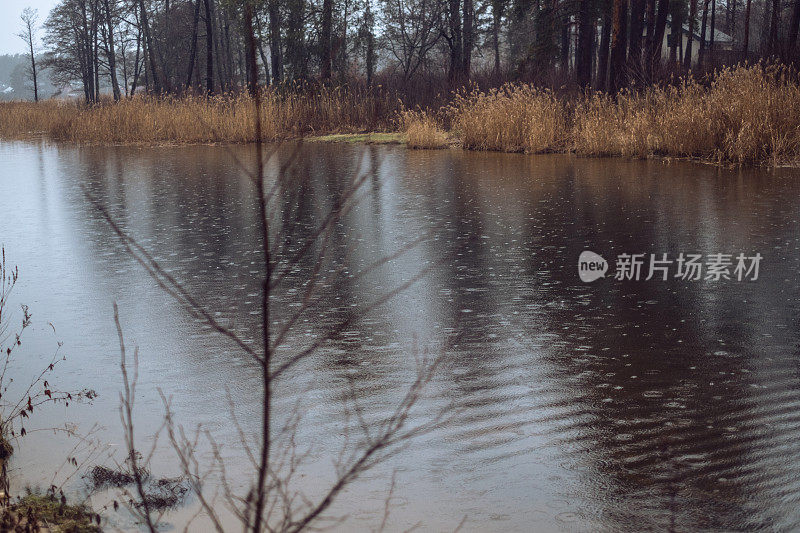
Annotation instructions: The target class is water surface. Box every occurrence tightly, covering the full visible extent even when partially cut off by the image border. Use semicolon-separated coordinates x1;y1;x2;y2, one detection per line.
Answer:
1;141;800;531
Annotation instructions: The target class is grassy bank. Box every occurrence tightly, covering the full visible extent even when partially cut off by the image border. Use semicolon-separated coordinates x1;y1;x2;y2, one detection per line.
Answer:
1;64;798;166
0;86;399;144
2;492;100;532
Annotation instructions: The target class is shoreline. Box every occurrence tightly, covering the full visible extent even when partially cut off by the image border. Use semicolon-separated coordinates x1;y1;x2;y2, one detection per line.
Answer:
4;62;800;169
3;131;797;170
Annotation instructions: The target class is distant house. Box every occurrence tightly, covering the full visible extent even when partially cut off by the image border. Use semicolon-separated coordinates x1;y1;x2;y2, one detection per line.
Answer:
50;83;84;100
663;20;735;66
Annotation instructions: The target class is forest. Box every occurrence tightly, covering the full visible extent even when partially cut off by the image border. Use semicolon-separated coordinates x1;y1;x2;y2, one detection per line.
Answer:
27;0;800;99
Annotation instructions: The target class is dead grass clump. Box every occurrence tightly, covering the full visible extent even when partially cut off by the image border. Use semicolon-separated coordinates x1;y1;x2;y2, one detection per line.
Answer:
452;84;569;153
402;111;449;149
135;477;189;511
87;465;136;488
86;464;189;511
573;63;800;165
572;88;681;158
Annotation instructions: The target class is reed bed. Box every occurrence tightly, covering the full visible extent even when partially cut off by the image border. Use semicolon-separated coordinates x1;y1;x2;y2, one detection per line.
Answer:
449;63;800;166
573;64;800;165
1;64;799;165
0;87;399;144
401;110;449;149
450;85;569;153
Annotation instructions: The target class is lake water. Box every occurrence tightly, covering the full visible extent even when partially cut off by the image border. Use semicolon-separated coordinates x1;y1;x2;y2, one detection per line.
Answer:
1;140;800;531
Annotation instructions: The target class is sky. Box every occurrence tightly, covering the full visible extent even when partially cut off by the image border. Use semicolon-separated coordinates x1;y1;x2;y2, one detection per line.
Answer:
0;0;60;55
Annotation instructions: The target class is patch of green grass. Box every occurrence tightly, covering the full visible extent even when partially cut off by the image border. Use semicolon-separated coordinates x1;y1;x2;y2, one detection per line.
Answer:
306;132;405;145
3;493;101;532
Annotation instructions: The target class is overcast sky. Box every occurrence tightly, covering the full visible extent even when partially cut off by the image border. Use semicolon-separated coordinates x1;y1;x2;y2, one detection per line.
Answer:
1;0;60;55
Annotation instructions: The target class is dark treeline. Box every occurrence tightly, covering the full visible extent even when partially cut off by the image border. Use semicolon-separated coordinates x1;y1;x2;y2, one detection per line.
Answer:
35;0;800;103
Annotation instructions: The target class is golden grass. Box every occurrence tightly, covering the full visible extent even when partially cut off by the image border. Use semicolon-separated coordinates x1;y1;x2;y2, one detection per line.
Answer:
0;87;398;144
401;111;449;149
1;65;799;165
446;63;800;165
573;64;800;165
451;85;569;153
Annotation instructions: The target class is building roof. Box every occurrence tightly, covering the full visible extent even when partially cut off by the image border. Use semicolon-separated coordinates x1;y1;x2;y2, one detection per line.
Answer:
678;20;733;44
661;13;733;43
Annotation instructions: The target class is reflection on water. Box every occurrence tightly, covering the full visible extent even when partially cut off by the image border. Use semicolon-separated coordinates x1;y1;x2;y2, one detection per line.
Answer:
1;140;800;531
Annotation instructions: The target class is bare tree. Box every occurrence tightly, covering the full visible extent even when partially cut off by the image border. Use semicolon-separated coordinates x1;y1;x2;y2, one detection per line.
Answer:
0;248;99;509
18;8;40;102
100;0;122;100
81;7;449;531
381;0;444;78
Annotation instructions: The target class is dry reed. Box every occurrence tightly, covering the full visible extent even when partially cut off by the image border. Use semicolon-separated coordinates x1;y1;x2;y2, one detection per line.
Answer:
573;64;800;165
401;110;449;149
451;85;569;153
1;64;799;165
0;87;398;144
447;63;800;165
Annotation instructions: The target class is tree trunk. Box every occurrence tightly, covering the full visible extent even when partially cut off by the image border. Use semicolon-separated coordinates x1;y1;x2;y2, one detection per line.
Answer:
222;9;235;89
268;0;283;83
597;6;612;89
321;0;332;79
463;0;474;76
684;0;698;67
130;25;142;95
364;0;375;85
138;0;161;93
610;0;628;91
789;0;800;55
628;0;646;75
102;0;121;101
760;0;771;52
27;29;38;102
710;0;716;66
203;0;214;93
769;0;780;56
244;3;259;97
698;0;709;67
80;0;93;103
285;0;306;79
742;0;751;60
491;0;503;76
576;0;593;87
669;20;680;62
560;11;570;70
644;0;655;64
186;0;201;89
253;14;270;85
448;0;463;80
649;0;669;79
93;0;100;101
